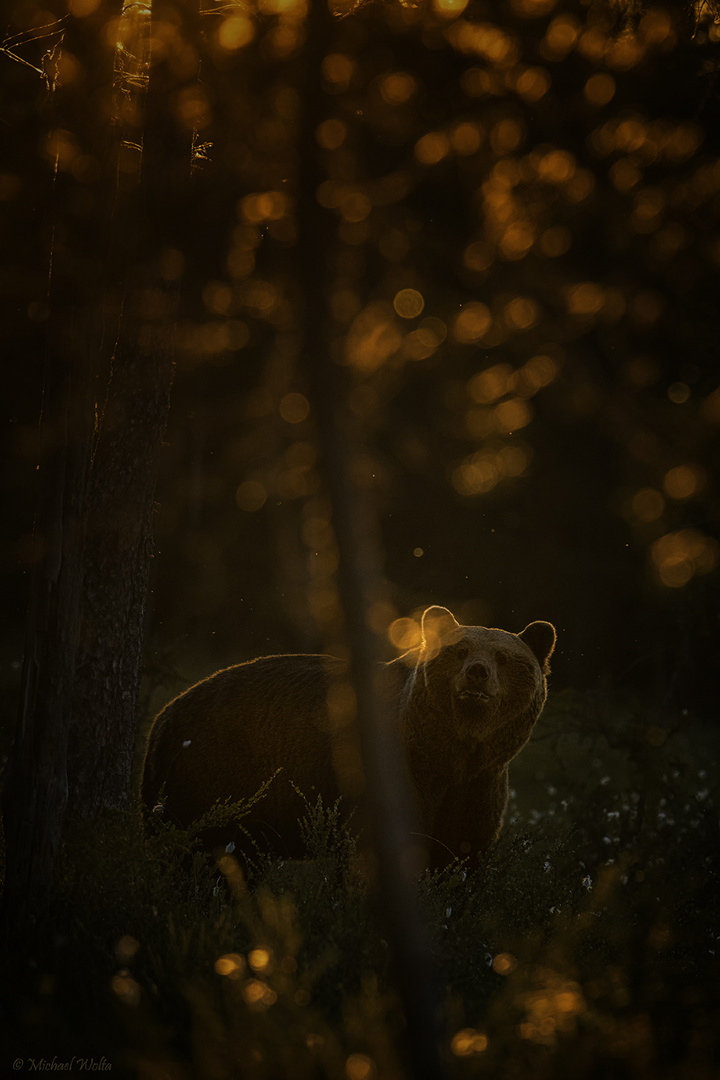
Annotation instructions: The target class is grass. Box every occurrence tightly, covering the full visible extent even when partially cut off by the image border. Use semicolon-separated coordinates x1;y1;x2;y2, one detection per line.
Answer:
1;689;718;1078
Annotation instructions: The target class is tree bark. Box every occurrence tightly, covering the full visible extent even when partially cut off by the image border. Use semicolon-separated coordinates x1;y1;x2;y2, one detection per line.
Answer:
2;0;196;931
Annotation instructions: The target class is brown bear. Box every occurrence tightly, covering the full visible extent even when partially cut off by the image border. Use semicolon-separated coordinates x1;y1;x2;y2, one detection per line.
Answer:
141;606;556;869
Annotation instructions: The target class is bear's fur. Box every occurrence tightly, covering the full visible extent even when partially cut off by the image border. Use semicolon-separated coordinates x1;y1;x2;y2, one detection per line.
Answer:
141;606;556;868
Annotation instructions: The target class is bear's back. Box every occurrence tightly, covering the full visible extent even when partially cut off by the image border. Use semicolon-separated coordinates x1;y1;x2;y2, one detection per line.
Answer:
142;653;346;848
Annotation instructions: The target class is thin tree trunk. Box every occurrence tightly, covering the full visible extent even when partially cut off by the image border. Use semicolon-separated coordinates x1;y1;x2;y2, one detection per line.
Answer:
296;3;446;1076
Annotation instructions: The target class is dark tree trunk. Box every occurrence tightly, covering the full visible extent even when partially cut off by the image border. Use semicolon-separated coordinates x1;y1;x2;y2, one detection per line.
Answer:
2;0;196;930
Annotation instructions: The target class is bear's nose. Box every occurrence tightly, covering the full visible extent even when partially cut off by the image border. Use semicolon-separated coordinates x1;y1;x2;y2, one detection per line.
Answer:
466;659;491;684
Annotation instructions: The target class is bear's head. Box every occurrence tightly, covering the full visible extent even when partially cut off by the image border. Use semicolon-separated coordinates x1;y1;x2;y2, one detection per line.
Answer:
403;606;556;766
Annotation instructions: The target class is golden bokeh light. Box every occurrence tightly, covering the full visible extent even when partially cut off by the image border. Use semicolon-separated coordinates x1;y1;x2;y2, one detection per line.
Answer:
499;221;535;260
236;480;267;512
454;301;492;343
539;225;572;257
503;296;540;331
520;354;559;392
217;15;255;51
492;952;518;974
515;66;551;101
543;14;581;56
631;488;665;522
248;947;272;973
495;397;532;431
663;465;704;500
584;72;616;106
243;978;277;1008
432;0;470;17
279;392;310;424
463;240;494;273
393;288;425;319
316;118;347;150
379;71;417;105
322;53;355;91
452;443;531;494
451;1028;488;1056
346;304;402;371
651;529;719;587
111;971;141;1007
566;282;605;316
215;953;246;978
667;381;690;404
469;363;514;404
519;974;585;1045
414;132;451;165
451;121;483;155
345;1054;376;1080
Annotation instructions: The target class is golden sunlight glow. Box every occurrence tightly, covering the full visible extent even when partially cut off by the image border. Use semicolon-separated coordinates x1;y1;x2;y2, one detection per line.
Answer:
451;1028;488;1056
388;617;422;651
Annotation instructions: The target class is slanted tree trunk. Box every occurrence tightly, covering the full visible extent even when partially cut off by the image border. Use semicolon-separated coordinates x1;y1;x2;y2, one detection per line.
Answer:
295;3;446;1076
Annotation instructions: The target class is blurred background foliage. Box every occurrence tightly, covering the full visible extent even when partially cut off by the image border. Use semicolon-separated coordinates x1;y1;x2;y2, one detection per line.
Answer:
4;0;719;722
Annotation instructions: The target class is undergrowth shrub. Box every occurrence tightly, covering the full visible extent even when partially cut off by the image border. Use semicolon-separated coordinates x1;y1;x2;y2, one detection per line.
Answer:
1;691;718;1078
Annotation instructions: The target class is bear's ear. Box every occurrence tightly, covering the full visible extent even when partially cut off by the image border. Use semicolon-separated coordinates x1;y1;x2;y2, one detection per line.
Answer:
421;606;460;649
518;621;557;672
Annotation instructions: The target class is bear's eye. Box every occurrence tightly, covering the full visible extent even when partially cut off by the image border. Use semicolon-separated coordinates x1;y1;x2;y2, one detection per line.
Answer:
453;644;469;661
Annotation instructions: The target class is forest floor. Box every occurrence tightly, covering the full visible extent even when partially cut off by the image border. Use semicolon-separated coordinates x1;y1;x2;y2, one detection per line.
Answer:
1;690;718;1079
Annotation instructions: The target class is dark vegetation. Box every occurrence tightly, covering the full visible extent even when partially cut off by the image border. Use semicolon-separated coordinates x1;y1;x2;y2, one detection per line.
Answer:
3;693;718;1077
